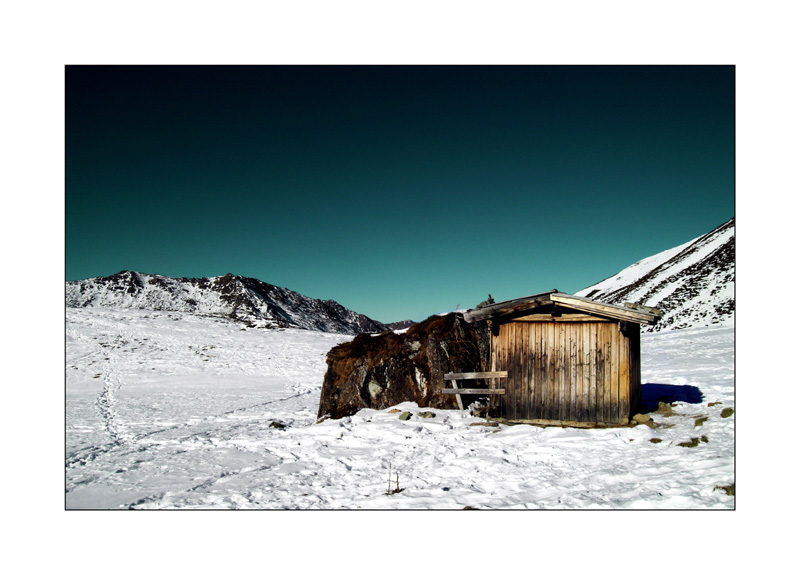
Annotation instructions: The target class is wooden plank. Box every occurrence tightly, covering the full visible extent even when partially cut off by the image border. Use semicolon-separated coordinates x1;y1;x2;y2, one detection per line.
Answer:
506;323;520;419
604;324;613;424
619;324;630;424
550;323;559;422
550;294;658;324
588;322;597;423
499;323;508;418
537;323;546;421
527;322;536;421
519;321;529;421
500;324;513;415
462;291;557;323
582;322;591;422
491;329;502;416
488;417;632;429
450;379;464;410
529;322;537;420
511;313;614;323
562;323;570;421
440;389;506;395
444;371;508;380
596;323;605;423
558;323;567;422
542;324;555;419
568;324;578;422
624;301;664;317
610;321;619;423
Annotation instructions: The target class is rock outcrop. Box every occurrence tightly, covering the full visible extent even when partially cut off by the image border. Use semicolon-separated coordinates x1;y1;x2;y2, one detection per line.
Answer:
317;313;491;420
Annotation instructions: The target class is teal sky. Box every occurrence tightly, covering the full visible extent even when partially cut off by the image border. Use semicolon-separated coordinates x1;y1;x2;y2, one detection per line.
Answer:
66;65;734;323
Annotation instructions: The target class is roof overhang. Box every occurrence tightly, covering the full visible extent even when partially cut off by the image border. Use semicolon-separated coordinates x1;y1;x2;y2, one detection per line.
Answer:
462;291;662;326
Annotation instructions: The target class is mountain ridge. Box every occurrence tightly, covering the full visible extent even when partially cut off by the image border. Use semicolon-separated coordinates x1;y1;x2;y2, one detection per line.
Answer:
66;271;388;335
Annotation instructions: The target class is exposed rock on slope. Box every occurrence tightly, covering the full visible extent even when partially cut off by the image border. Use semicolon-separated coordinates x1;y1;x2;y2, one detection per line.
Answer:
576;218;734;331
385;319;416;331
318;313;491;420
66;271;387;335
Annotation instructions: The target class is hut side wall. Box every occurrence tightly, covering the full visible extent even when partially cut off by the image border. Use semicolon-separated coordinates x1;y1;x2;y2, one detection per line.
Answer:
492;320;635;425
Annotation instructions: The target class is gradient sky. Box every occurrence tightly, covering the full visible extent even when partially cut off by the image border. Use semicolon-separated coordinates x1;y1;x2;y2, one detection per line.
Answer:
66;65;734;323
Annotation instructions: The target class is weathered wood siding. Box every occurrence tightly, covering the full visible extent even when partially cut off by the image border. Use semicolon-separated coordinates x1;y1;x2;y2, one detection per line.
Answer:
629;322;642;415
492;319;638;425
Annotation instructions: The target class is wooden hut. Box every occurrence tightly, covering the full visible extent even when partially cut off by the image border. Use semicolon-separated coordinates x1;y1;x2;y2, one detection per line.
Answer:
448;290;661;427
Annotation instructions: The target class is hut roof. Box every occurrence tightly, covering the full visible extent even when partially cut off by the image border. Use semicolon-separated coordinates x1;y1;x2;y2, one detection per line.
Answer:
462;290;662;325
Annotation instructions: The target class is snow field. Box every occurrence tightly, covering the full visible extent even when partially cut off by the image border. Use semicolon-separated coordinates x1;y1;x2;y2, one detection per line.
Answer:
66;308;734;509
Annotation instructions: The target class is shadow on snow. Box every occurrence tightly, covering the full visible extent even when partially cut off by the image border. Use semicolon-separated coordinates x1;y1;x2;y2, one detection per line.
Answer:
641;383;703;412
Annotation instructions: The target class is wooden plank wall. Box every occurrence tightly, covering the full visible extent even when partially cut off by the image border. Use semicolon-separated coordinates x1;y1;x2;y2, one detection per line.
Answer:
493;320;635;425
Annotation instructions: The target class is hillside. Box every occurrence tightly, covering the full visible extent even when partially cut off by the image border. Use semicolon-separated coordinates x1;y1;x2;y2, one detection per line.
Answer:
576;218;734;331
66;271;387;335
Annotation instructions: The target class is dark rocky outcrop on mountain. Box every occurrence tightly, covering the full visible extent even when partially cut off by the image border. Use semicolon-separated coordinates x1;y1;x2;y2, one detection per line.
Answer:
385;319;416;331
66;271;387;335
318;313;491;420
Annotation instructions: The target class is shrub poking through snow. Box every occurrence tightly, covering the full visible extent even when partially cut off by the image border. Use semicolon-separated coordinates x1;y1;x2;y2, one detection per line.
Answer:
678;437;702;448
386;464;403;495
715;484;735;496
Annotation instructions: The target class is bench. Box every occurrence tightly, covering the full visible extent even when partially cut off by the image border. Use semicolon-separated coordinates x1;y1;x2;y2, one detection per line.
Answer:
440;371;507;410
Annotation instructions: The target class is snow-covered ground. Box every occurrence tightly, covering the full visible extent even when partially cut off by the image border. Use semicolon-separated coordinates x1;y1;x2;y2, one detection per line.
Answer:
66;307;734;509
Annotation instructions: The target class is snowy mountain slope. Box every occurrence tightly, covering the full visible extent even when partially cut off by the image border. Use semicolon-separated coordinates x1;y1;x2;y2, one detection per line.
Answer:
576;218;734;331
66;271;387;335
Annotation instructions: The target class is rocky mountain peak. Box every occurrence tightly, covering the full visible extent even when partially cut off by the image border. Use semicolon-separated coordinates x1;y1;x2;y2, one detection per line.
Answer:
66;271;387;335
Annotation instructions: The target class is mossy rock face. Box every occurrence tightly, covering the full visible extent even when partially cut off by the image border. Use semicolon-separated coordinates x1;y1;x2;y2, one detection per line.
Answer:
715;483;735;496
649;438;663;444
721;407;734;418
399;411;412;421
695;416;708;427
318;312;491;419
417;411;436;419
678;437;701;448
